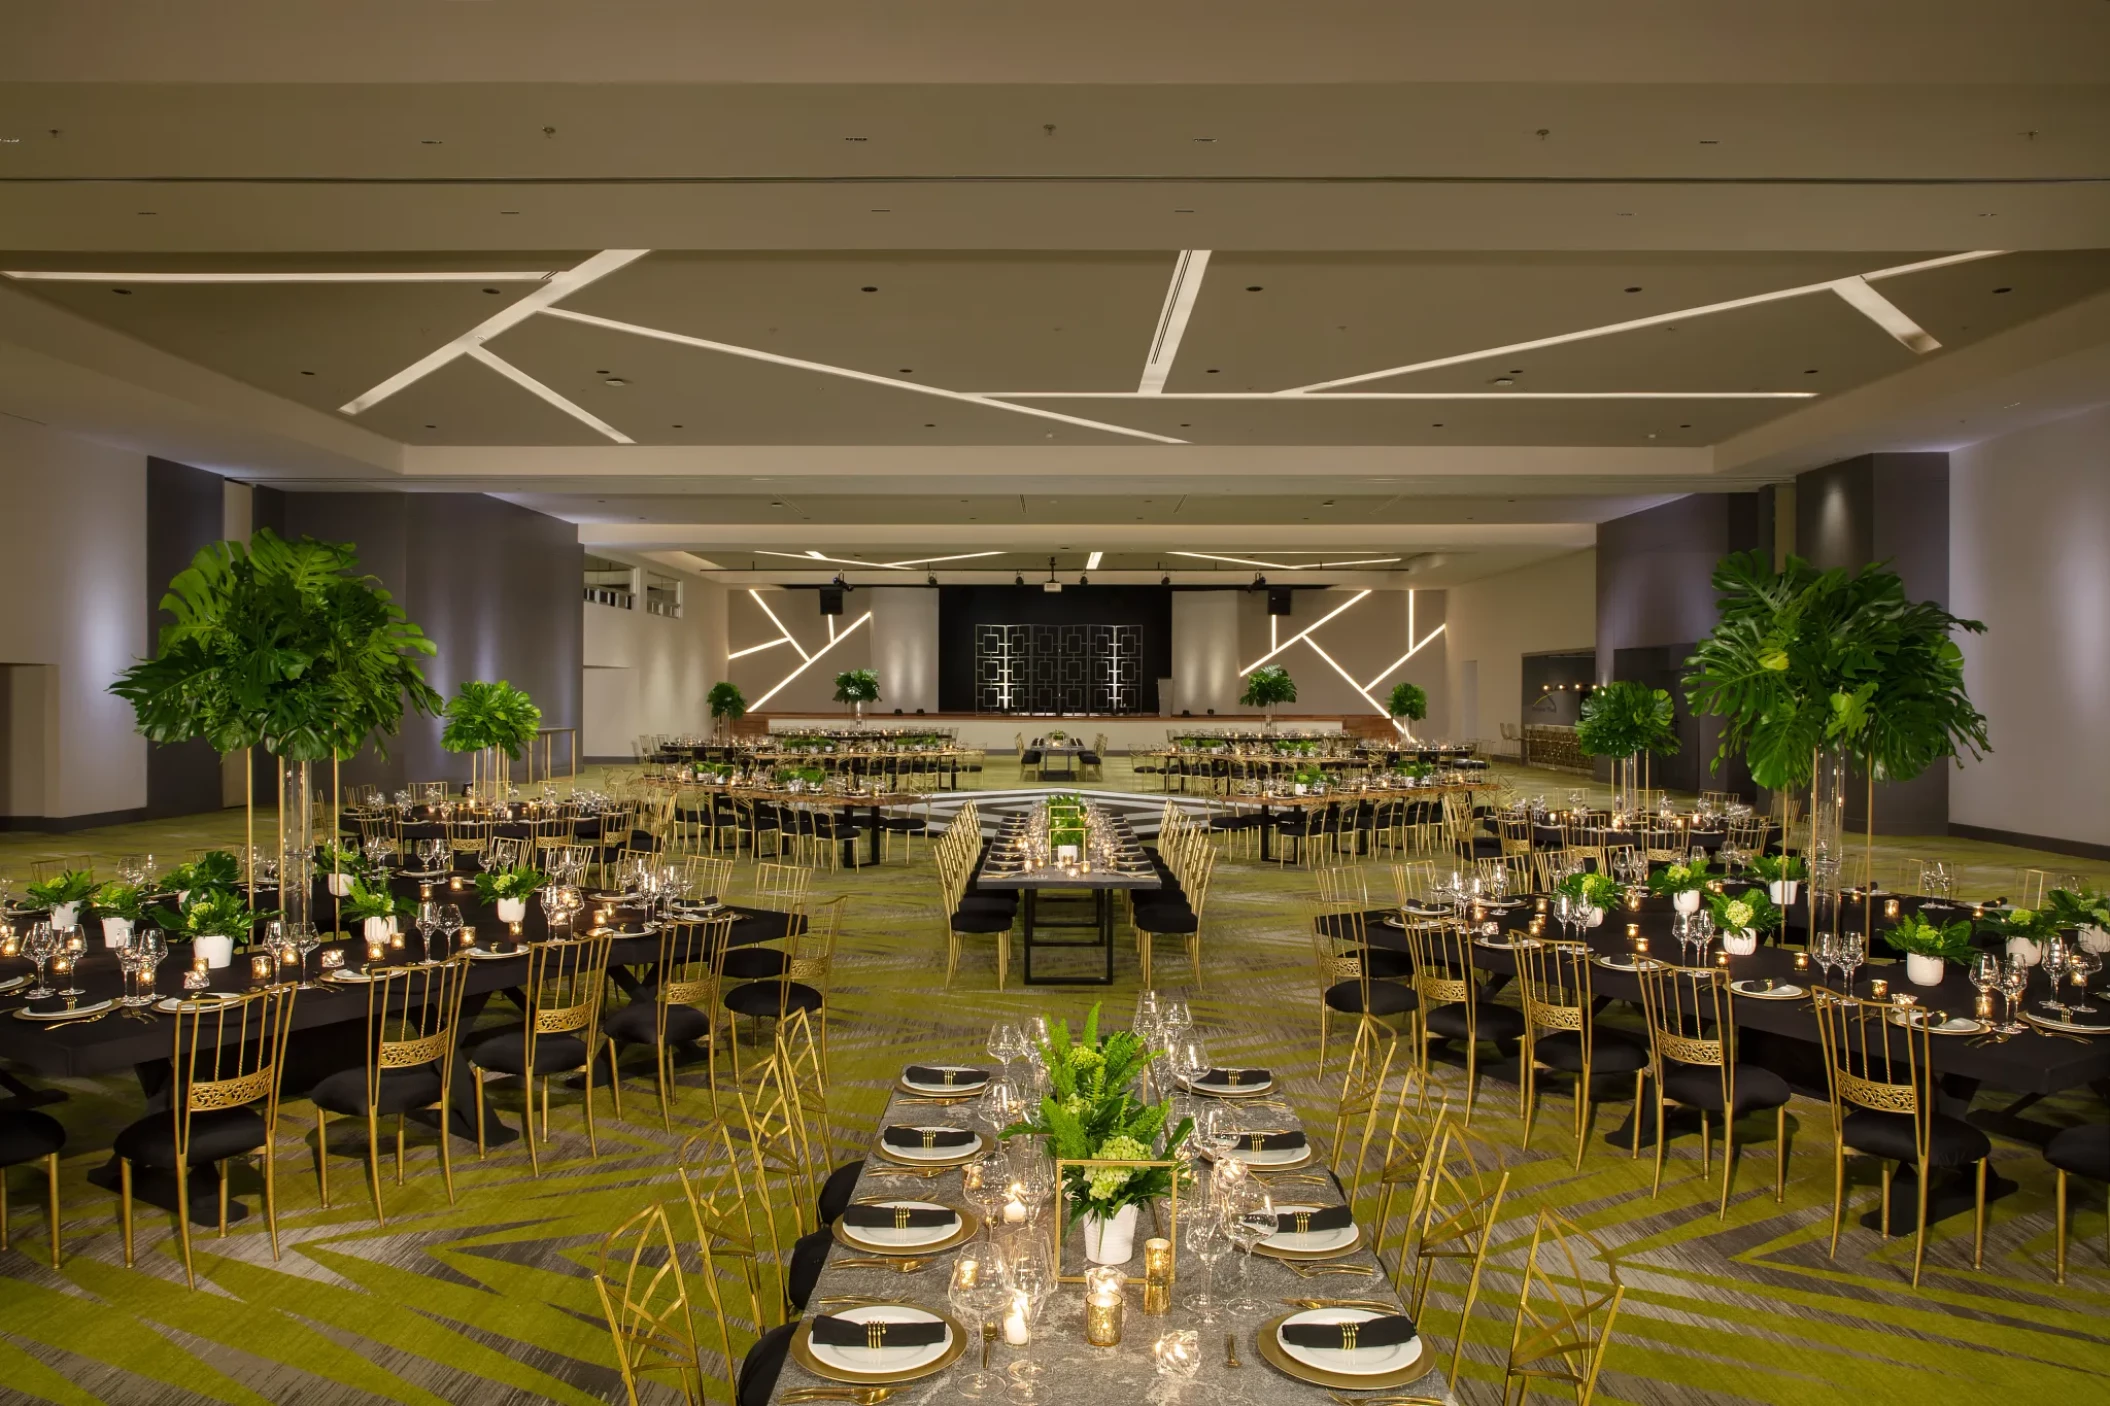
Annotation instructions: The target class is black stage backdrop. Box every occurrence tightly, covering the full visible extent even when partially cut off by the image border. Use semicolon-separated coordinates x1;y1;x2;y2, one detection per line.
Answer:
937;585;1172;714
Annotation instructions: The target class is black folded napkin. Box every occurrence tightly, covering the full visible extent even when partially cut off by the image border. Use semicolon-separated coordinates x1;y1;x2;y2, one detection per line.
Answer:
904;1065;990;1088
1194;1067;1272;1087
810;1315;950;1349
882;1125;977;1150
1271;1204;1355;1236
1280;1314;1416;1351
1232;1130;1307;1154
839;1204;961;1231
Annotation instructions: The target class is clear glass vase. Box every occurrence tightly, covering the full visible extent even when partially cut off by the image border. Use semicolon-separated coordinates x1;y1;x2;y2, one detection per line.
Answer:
277;757;313;935
1806;746;1848;949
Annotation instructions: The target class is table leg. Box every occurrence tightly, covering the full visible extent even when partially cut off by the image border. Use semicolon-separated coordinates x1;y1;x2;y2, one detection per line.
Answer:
1099;890;1115;984
867;805;883;867
1259;806;1275;862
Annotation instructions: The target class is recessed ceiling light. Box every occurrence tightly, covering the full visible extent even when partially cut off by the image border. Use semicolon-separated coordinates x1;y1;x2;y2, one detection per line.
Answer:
925;423;937;428
861;285;878;292
1246;285;1263;292
425;423;437;429
1431;423;1444;428
603;376;626;385
1993;286;2013;294
1179;423;1190;427
482;287;501;294
1625;286;1642;293
300;369;315;376
672;423;683;428
1679;423;1691;428
1492;377;1514;386
112;287;131;295
899;368;913;374
1804;368;1820;375
1206;368;1220;374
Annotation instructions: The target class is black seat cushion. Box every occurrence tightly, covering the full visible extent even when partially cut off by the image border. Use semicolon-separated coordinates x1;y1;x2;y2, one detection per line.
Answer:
1325;979;1417;1017
739;1323;796;1406
114;1106;268;1168
2046;1123;2110;1182
788;1227;831;1312
1661;1061;1792;1116
817;1159;862;1225
1530;1029;1649;1076
0;1111;66;1167
721;947;793;981
468;1031;590;1077
311;1064;444;1118
724;980;823;1020
603;997;713;1047
951;908;1014;934
1423;1000;1527;1044
956;894;1018;916
1842;1108;1991;1168
1131;903;1198;935
1357;947;1414;981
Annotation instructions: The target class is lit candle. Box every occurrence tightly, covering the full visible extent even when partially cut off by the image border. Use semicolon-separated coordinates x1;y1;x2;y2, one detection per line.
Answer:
1976;993;1993;1020
1143;1236;1173;1283
1003;1182;1028;1224
1870;978;1889;1000
1884;898;1901;919
1715;950;1730;967
192;956;209;975
1626;923;1641;941
1535;897;1548;914
1003;1289;1031;1345
1153;1330;1200;1379
1793;951;1810;973
459;925;476;949
1084;1266;1124;1347
367;939;386;963
449;875;464;892
251;954;273;979
1634;937;1650;957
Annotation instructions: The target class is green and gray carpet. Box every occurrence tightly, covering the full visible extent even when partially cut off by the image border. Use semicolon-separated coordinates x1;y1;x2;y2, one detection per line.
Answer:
0;764;2105;1404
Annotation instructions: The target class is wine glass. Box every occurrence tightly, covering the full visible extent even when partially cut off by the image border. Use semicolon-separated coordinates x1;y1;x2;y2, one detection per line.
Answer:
1838;929;1864;994
2041;934;2072;1015
1185;1206;1231;1324
439;903;464;955
1690;909;1716;965
987;1020;1024;1080
415;900;442;965
1002;1239;1056;1393
1969;951;2001;1020
1222;1180;1276;1314
293;922;323;989
1021;1015;1051;1065
946;1252;1007;1398
1812;929;1839;990
2066;947;2101;1014
1999;956;2030;1032
135;928;167;1004
966;1148;1013;1237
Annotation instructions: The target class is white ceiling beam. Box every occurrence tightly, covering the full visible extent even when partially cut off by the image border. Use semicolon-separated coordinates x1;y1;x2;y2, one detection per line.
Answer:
1285;250;2005;393
1;269;559;284
1137;249;1210;394
338;248;649;414
539;306;1187;446
465;345;633;444
1829;275;1941;354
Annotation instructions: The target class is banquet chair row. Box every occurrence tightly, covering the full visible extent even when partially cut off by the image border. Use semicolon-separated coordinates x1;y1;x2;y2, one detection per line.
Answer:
935;802;1014;988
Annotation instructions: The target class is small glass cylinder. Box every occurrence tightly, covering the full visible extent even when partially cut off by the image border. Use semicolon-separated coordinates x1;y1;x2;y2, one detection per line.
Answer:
1084;1266;1124;1347
251;954;273;980
1142;1236;1173;1314
1793;951;1810;973
1869;978;1889;1000
449;875;465;892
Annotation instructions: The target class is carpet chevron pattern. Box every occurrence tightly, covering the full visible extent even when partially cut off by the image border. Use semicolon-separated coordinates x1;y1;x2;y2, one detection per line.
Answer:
1;794;2107;1404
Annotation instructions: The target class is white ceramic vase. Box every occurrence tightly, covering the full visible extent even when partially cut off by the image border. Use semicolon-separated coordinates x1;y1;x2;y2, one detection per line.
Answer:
363;915;396;946
2080;925;2110;956
1582;906;1605;929
1906;953;1947;987
496;897;528;923
1767;880;1801;906
1722;928;1759;956
1081;1203;1141;1265
194;933;234;969
2005;937;2043;967
50;901;79;930
1672;890;1702;916
100;916;134;949
326;871;355;898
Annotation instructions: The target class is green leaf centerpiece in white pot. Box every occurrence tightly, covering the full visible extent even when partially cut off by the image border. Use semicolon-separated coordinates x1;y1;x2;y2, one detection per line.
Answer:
1706;887;1782;956
25;869;96;934
170;889;272;969
475;864;549;925
1649;855;1712;916
1886;910;1975;987
90;880;151;949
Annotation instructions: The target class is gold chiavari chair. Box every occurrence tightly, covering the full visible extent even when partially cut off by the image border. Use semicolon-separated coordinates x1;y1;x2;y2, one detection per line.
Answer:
116;986;299;1288
1813;988;1990;1287
1389;860;1439;909
355;813;402;864
2013;867;2050;909
29;855;93;885
594;1202;718;1405
1724;817;1769;855
2046;1123;2110;1285
446;815;493;867
1395;1121;1509;1322
312;957;470;1224
1133;846;1213;991
1517;939;1648;1169
732;1058;839;1316
1327;1017;1400;1212
1405;920;1526;1126
605;914;732;1129
1638;964;1792;1217
1502;1209;1626;1406
0;1110;65;1268
1307;896;1416;1077
724;895;846;1083
676;1122;778;1332
776;1007;866;1229
468;932;616;1177
676;854;736;904
938;842;1013;990
1498;816;1534;857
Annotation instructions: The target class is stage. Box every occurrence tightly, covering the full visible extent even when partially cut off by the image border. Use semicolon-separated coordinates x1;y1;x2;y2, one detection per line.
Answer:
755;713;1353;753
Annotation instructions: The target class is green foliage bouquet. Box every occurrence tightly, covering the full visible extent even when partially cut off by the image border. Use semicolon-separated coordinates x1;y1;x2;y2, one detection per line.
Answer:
1555;870;1621;912
2047;887;2110;934
1004;1005;1192;1228
1748;853;1806;884
1240;664;1297;714
1575;680;1679;760
1706;886;1783;935
1647;855;1711;897
1886;911;1976;963
25;870;97;910
170;889;272;943
473;865;548;904
1386;681;1428;723
832;669;881;705
440;679;542;759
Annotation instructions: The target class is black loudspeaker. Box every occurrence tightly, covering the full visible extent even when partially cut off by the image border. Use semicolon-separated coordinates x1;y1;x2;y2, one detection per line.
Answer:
1268;586;1293;616
819;585;845;616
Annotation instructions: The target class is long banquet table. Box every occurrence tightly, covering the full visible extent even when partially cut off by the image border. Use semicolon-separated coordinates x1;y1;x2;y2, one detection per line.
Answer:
773;1070;1449;1404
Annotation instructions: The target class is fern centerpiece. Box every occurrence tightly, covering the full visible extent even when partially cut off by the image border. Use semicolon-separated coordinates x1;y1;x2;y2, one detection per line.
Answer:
1003;1005;1192;1264
441;679;542;801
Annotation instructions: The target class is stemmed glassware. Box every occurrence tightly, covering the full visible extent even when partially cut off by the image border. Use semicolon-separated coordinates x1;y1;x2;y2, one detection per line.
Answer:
439;903;464;957
1221;1180;1276;1314
1185;1207;1231;1324
293;922;323;988
1001;1238;1056;1396
987;1020;1026;1081
1812;929;1839;989
1689;909;1715;966
947;1252;1007;1398
965;1147;1013;1237
1837;929;1865;994
415;900;442;965
2040;934;2072;1015
1999;955;2030;1032
1970;951;2001;1022
2068;947;2102;1015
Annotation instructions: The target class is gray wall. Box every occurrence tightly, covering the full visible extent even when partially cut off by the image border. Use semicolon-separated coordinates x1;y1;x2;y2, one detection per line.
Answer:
253;489;582;795
145;458;232;818
1794;453;1952;836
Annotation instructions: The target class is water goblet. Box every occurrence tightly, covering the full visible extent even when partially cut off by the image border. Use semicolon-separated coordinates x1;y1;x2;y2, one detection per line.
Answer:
1002;1240;1056;1393
1222;1181;1276;1315
135;928;167;1001
946;1253;1008;1398
415;900;442;965
439;903;464;956
2041;934;2072;1014
1969;950;2001;1017
987;1020;1024;1079
2067;947;2101;1014
293;923;323;989
1999;955;2030;1032
1185;1206;1231;1324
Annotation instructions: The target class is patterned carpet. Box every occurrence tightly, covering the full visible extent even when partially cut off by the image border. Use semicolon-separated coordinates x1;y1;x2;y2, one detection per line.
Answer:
0;764;2105;1405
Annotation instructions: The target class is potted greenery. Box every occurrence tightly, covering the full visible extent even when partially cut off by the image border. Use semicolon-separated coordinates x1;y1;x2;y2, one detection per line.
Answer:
1706;887;1783;956
1392;759;1434;783
2048;887;2110;955
441;679;542;801
1555;871;1620;927
1748;853;1806;906
112;529;441;940
1240;665;1297;729
474;864;548;923
25;870;96;932
833;668;881;726
1003;1005;1190;1265
166;850;241;906
341;878;411;946
1981;905;2060;966
91;880;150;948
1386;681;1429;742
172;889;271;969
707;681;747;738
1575;680;1679;817
1886;910;1976;986
1648;855;1712;915
317;840;367;897
1293;763;1325;794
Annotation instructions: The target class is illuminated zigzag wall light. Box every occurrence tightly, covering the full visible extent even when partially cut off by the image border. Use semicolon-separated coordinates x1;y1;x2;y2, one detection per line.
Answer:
1239;590;1444;730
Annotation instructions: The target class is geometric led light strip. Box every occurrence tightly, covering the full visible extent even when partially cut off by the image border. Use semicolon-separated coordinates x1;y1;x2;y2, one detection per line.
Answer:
748;608;874;711
0;269;561;283
1138;249;1210;394
1241;588;1446;731
1177;551;1404;571
754;549;1006;571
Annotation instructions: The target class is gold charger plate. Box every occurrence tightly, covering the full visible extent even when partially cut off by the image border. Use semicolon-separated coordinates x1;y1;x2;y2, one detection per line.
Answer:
829;1204;982;1257
1253;1223;1365;1262
1205;1143;1315;1172
2023;1012;2110;1037
787;1308;969;1386
875;1136;982;1169
1252;1311;1428;1390
893;1075;988;1099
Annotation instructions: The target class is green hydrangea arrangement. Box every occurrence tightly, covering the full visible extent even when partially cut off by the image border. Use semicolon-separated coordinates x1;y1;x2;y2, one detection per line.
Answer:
1706;886;1783;934
1886;911;1976;963
1647;855;1710;897
1555;870;1621;911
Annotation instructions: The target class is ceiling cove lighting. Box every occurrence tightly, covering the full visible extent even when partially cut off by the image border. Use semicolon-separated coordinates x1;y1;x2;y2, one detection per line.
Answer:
1361;591;1447;692
727;637;791;660
1286;249;2004;393
984;391;1815;401
749;611;873;711
1137;249;1211;394
1172;551;1404;571
339;248;650;414
0;269;559;284
1829;275;1943;354
753;550;1004;571
465;346;633;444
538;306;1186;445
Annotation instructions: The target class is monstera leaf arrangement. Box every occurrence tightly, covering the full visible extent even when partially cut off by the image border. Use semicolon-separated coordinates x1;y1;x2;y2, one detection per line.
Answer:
707;681;747;735
1387;681;1428;741
1575;680;1679;761
441;679;542;758
1240;665;1297;726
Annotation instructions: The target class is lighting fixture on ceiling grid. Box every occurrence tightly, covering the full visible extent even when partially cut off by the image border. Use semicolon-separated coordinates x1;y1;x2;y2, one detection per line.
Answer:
752;549;1005;571
1137;249;1210;394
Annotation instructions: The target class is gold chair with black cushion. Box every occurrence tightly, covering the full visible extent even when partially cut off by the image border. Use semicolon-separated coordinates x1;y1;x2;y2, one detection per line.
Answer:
469;932;615;1177
606;915;732;1128
1307;897;1417;1076
1813;987;1989;1287
1132;847;1213;991
1639;964;1792;1218
724;896;845;1083
2047;1122;2110;1285
312;957;469;1224
1517;939;1649;1169
1405;920;1526;1126
0;1109;65;1268
116;986;298;1288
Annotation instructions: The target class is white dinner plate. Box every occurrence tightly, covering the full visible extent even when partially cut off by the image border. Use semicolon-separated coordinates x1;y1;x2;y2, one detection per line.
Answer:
2025;1012;2110;1037
151;993;241;1014
805;1303;954;1377
1204;1139;1310;1168
1275;1308;1421;1377
0;974;28;994
1891;1009;1986;1036
1473;936;1536;952
835;1202;962;1251
901;1068;989;1095
465;946;525;961
1261;1204;1360;1256
325;968;379;983
14;999;116;1021
880;1129;982;1163
1731;980;1806;1000
1185;1073;1275;1097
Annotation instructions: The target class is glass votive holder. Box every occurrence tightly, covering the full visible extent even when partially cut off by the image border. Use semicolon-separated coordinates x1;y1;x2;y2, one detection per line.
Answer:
1152;1329;1201;1380
366;939;387;964
319;948;345;971
251;953;274;980
65;931;85;954
191;956;209;976
1142;1236;1173;1314
1976;992;1993;1020
389;928;405;949
1634;937;1650;958
1793;951;1810;973
1714;950;1730;967
1626;892;1641;912
1626;923;1641;942
1884;898;1901;919
459;925;476;950
449;875;464;892
1084;1266;1124;1347
1869;977;1890;1000
1535;897;1548;914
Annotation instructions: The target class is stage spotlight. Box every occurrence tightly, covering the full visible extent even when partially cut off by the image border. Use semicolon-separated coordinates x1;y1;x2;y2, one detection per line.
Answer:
1015;573;1026;587
1078;573;1089;586
1160;573;1171;587
831;572;848;591
927;573;938;586
1250;571;1267;591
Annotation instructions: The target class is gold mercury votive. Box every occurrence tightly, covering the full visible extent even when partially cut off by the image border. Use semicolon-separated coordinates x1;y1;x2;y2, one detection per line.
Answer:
1084;1266;1124;1347
1794;951;1810;972
1870;978;1889;1000
1142;1237;1173;1315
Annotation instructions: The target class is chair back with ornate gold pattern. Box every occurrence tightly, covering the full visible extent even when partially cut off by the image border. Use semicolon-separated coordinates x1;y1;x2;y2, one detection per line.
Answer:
445;815;492;864
363;956;469;1105
523;932;614;1064
1502;1208;1626;1406
1498;816;1534;856
172;985;299;1154
1396;1120;1508;1360
592;1201;725;1406
1517;939;1591;1044
1403;919;1479;1017
1811;988;1933;1154
1636;962;1738;1099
